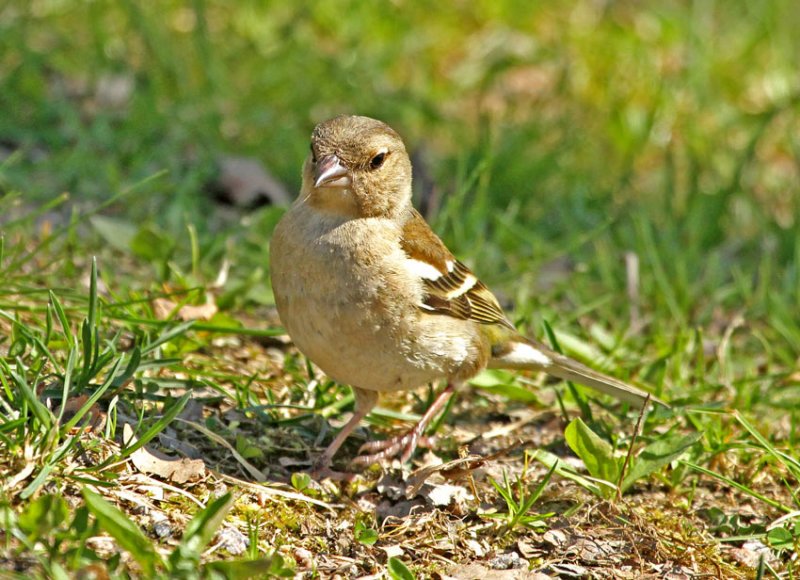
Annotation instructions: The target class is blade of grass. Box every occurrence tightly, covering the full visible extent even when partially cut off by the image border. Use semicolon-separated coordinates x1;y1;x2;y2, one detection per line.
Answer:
683;461;791;513
82;488;164;575
734;411;800;474
114;392;191;460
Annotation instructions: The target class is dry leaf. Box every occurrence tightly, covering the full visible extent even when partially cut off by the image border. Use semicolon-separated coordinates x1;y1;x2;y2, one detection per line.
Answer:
176;299;218;321
214;155;291;208
152;298;176;320
124;424;206;483
419;483;473;508
152;295;218;321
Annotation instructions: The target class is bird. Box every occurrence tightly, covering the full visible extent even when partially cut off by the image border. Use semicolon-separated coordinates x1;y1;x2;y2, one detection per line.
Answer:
270;115;665;475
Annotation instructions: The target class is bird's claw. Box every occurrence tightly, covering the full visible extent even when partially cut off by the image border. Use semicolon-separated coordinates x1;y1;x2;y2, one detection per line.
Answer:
351;430;436;467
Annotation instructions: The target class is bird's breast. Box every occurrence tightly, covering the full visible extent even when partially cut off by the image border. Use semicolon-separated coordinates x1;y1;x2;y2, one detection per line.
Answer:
271;205;462;391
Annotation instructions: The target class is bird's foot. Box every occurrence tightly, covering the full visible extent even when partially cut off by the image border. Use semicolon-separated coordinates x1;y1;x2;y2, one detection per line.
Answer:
350;430;435;467
351;383;455;468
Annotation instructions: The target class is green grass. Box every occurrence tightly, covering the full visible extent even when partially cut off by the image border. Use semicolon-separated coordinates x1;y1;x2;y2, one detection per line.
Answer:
2;1;800;577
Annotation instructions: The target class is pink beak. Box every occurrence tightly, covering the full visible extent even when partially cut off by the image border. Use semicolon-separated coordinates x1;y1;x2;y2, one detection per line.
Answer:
314;155;351;188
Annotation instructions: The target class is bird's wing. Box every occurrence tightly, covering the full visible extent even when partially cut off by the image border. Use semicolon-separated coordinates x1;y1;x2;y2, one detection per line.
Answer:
399;209;516;330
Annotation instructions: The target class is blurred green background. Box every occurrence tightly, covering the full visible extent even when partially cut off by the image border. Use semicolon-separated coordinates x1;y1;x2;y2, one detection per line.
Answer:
2;0;799;374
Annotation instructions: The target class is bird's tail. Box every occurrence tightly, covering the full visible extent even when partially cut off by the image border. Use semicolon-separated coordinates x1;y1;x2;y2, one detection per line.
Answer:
488;337;668;408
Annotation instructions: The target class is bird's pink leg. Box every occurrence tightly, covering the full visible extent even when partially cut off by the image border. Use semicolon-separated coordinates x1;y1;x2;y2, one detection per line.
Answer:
311;387;378;479
352;382;456;467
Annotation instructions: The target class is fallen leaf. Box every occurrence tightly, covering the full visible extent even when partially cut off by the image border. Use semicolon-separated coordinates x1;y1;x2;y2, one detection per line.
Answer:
158;432;201;459
176;299;218;321
516;538;542;559
726;540;779;569
419;483;473;508
124;424;206;484
213;155;291;208
294;547;314;570
152;295;218;321
76;563;111;580
546;563;588;577
542;529;568;548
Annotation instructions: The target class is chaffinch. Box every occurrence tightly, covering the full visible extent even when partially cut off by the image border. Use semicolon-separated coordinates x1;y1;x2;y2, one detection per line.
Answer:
270;115;664;474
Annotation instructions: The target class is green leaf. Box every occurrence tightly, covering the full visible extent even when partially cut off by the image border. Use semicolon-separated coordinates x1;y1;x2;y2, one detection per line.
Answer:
118;347;142;386
529;449;604;496
621;431;703;491
56;348;78;424
47;561;70;580
388;557;415;580
49;290;75;348
290;472;311;492
183;492;235;554
683;461;791;512
82;488;163;575
71;506;91;535
735;412;800;475
564;418;620;491
87;257;98;340
766;526;794;550
471;370;540;403
354;520;379;546
204;554;295;578
236;436;264;460
18;494;68;539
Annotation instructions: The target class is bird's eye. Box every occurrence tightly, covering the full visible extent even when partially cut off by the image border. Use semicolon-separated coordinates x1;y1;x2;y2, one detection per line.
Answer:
310;143;317;163
369;151;387;170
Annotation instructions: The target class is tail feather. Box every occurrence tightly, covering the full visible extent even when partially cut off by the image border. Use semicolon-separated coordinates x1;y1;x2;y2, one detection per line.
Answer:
488;338;667;408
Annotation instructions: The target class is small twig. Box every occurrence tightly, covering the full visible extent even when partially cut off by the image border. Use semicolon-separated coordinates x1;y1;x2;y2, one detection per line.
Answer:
616;393;650;502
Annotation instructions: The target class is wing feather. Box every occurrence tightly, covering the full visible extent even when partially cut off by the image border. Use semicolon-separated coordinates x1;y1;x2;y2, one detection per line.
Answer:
400;209;515;330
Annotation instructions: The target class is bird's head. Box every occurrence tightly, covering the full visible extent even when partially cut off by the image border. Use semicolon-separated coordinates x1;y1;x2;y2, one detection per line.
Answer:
301;115;413;219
